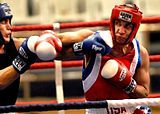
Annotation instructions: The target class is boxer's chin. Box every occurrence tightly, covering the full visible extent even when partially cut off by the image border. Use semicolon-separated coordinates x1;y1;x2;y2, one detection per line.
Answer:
4;37;10;44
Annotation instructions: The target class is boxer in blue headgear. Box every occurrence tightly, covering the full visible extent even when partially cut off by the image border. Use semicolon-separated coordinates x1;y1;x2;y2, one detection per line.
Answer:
0;2;63;106
0;3;12;45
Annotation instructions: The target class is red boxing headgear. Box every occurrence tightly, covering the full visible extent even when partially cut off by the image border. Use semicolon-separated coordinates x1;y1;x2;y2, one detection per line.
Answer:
110;4;142;44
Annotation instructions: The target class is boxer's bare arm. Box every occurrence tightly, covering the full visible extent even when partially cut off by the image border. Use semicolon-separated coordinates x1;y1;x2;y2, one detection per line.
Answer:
129;46;150;98
56;29;94;59
58;29;94;45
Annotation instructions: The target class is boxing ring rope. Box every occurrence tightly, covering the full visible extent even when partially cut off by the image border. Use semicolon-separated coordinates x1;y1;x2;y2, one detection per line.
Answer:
30;54;160;70
11;16;160;31
0;98;160;113
2;16;159;113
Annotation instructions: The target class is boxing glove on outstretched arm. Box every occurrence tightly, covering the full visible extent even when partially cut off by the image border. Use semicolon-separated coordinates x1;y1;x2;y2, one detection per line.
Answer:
12;30;62;74
12;36;39;74
35;30;62;61
101;59;137;94
73;31;113;56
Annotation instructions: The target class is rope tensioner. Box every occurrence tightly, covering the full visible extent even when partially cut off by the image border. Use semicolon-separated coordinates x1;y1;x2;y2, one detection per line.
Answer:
0;98;160;113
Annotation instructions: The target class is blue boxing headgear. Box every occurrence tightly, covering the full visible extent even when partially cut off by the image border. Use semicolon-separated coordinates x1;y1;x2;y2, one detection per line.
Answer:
0;3;12;21
0;3;13;45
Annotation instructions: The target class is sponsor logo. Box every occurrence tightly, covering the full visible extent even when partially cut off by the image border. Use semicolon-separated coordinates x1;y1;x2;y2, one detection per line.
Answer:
19;47;28;59
3;8;12;16
119;11;133;22
92;45;102;52
119;68;127;81
73;42;82;51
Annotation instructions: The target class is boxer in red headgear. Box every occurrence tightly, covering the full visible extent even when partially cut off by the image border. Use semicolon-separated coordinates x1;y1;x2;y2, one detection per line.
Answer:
56;3;150;114
110;4;142;44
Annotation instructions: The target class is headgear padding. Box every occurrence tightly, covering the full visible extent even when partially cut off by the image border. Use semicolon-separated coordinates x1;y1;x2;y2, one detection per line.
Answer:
0;3;12;21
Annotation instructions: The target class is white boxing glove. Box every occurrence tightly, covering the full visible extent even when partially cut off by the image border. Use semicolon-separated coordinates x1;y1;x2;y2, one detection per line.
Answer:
35;30;62;61
27;35;40;53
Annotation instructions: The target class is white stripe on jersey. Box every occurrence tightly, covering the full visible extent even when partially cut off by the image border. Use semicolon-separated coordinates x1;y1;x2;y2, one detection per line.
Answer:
83;54;102;93
129;39;139;76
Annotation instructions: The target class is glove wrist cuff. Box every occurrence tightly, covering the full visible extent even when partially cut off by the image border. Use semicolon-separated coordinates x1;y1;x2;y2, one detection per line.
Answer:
124;78;137;94
12;55;29;74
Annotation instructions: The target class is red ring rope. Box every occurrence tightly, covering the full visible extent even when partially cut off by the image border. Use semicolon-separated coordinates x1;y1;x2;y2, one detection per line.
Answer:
149;55;160;62
30;55;160;69
31;60;83;69
11;16;160;31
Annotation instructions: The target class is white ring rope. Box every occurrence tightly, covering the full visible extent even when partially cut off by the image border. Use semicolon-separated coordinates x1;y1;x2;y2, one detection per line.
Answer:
107;98;160;107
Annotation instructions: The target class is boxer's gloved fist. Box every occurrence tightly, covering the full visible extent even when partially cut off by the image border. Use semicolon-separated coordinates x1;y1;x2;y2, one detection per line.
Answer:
12;36;39;74
35;30;62;61
39;30;62;52
73;31;113;56
101;59;137;94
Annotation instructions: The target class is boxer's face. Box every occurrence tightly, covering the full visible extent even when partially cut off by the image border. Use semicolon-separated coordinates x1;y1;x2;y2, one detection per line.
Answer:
0;19;12;43
114;19;133;44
